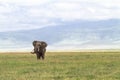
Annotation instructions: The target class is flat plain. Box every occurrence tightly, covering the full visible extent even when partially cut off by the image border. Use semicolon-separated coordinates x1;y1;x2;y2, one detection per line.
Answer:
0;51;120;80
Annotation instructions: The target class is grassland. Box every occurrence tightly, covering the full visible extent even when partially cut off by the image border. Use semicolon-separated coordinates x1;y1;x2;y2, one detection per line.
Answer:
0;52;120;80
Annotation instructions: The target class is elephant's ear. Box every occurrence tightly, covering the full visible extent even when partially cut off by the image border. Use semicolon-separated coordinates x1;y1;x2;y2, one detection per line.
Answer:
41;42;47;48
33;40;37;47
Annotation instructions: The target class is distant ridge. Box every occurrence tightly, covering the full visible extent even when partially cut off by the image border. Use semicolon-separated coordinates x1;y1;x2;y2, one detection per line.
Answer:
0;19;120;51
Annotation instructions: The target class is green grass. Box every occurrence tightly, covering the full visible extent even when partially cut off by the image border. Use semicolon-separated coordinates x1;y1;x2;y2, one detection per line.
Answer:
0;52;120;80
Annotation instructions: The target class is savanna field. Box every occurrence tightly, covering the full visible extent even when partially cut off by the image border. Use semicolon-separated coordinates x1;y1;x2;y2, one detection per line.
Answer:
0;51;120;80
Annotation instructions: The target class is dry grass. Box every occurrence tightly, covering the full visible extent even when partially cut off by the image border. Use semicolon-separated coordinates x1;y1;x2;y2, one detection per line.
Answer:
0;52;120;80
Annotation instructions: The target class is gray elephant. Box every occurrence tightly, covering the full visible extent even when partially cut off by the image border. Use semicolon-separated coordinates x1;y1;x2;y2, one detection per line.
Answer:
32;40;47;60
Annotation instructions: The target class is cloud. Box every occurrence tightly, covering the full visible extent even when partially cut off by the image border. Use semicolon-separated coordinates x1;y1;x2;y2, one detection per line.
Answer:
0;0;120;32
0;0;50;6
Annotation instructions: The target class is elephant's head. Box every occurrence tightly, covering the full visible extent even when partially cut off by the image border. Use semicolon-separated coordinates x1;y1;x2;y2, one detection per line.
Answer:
32;40;47;53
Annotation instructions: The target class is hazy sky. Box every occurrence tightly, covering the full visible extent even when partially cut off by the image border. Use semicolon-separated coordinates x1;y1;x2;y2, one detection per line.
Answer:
0;0;120;32
0;0;120;51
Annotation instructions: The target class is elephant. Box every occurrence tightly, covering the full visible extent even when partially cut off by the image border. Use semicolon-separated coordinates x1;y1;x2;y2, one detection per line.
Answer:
32;40;47;60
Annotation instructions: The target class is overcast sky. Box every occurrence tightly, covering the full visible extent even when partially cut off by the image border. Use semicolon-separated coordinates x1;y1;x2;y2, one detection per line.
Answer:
0;0;120;32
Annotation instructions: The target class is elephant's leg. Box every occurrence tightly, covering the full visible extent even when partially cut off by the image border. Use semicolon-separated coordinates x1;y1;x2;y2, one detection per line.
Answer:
39;52;42;60
36;53;40;60
43;48;46;60
41;54;44;60
41;52;45;60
